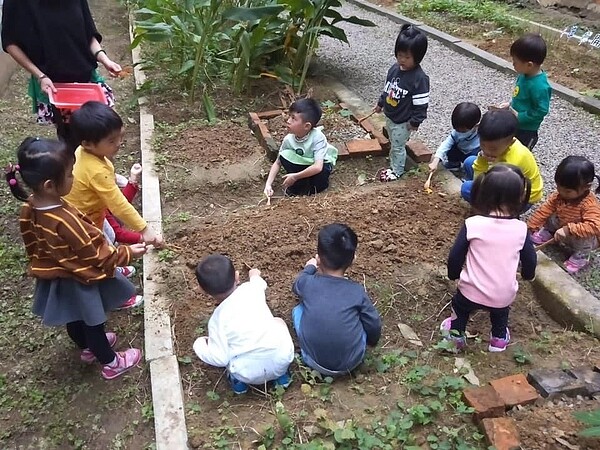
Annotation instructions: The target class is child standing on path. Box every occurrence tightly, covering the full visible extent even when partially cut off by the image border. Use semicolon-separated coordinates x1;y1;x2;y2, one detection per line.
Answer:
6;138;146;379
494;34;551;151
429;102;481;173
263;98;338;197
292;224;381;376
63;101;163;255
375;24;429;182
441;164;537;353
528;156;600;274
193;255;294;395
461;109;543;206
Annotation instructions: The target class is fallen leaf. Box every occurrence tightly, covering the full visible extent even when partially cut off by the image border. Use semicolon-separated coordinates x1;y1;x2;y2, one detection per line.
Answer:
397;323;423;347
555;436;579;450
454;357;480;385
356;173;367;186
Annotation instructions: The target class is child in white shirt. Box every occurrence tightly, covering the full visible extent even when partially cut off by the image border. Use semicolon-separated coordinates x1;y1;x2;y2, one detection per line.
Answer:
193;254;294;394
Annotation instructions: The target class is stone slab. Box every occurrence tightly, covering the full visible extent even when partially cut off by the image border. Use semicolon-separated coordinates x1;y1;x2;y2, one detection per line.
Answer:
463;385;505;422
532;252;600;339
406;139;432;163
140;112;162;224
568;367;600;395
480;417;522;450
490;374;540;408
150;356;189;450
527;368;588;398
416;24;462;43
345;0;423;26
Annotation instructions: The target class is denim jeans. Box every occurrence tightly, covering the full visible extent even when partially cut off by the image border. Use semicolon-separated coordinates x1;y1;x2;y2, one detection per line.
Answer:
292;304;366;377
386;118;411;177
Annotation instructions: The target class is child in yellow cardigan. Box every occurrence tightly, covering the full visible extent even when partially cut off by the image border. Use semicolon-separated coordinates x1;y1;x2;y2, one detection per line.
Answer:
460;109;542;207
64;101;163;249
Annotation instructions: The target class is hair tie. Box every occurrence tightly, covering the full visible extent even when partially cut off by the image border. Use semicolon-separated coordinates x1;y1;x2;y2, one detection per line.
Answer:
8;179;17;186
14;165;20;172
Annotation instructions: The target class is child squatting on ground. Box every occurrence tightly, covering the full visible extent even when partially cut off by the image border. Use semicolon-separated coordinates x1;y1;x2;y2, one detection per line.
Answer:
492;33;551;151
528;156;600;274
263;98;338;198
193;255;295;395
6;138;146;380
375;24;429;182
292;223;382;376
429;102;481;173
461;109;543;207
441;164;537;353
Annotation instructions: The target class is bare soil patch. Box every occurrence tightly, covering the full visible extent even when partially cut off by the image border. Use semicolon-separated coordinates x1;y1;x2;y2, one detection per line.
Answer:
154;111;600;448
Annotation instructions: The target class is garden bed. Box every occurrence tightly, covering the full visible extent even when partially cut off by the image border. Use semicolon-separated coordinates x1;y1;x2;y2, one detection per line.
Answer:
151;93;600;448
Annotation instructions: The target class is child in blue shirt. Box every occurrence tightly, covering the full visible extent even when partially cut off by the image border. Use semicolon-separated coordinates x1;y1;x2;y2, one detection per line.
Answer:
292;223;381;377
429;102;481;172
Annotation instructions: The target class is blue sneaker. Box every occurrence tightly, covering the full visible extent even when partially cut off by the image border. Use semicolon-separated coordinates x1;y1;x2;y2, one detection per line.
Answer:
274;372;292;389
228;374;248;394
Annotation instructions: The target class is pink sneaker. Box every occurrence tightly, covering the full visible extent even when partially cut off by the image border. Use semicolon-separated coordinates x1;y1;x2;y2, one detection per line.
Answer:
81;332;118;363
116;295;144;310
439;317;466;353
488;328;511;352
117;266;136;278
531;228;553;245
101;348;142;380
565;254;589;274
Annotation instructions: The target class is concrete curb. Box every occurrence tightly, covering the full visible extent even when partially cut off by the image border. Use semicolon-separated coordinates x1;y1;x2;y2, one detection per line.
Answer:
328;76;600;338
129;17;189;450
346;0;600;115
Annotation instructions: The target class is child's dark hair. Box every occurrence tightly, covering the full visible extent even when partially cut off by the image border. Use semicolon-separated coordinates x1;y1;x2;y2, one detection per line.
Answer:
471;164;531;217
71;101;123;144
451;102;481;131
289;98;322;129
317;223;358;271
478;110;518;141
554;155;600;193
510;33;547;66
5;137;73;202
195;254;236;297
394;24;428;65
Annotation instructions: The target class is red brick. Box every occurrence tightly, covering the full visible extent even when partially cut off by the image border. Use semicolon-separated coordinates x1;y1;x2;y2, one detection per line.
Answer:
338;102;349;110
490;374;540;408
371;129;390;152
358;117;375;133
463;385;505;422
346;139;382;155
256;109;284;119
480;417;521;450
248;112;260;127
333;142;350;160
406;139;432;163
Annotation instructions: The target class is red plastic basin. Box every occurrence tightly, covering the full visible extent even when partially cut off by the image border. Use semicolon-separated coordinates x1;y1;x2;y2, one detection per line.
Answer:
48;83;107;112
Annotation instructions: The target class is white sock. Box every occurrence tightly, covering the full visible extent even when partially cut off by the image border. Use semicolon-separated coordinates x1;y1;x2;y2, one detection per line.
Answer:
106;356;118;367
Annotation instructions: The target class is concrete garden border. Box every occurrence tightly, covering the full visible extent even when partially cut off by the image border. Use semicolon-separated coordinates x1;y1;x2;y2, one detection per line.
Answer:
346;0;600;115
128;18;189;450
325;77;600;339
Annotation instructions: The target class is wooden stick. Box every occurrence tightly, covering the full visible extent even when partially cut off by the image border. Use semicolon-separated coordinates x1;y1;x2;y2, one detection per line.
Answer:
423;171;434;190
534;238;555;251
358;110;376;124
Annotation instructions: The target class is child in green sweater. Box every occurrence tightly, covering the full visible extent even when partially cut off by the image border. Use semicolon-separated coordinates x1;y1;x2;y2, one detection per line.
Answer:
493;34;552;151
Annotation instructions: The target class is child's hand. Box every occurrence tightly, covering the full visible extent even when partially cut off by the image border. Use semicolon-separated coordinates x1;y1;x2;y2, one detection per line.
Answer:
305;257;318;268
129;243;147;258
373;105;382;113
142;227;165;248
428;158;439;172
498;102;510;109
282;173;297;188
249;268;261;278
264;184;274;198
554;227;569;242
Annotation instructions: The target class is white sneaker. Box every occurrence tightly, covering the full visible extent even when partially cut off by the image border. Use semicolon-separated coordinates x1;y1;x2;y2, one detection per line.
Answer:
129;163;142;185
115;173;128;188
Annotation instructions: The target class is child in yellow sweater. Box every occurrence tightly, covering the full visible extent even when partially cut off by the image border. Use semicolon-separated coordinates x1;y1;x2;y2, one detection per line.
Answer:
460;110;542;208
64;101;163;252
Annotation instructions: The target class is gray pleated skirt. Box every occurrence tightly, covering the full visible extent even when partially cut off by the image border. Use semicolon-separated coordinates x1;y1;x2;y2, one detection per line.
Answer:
32;272;136;327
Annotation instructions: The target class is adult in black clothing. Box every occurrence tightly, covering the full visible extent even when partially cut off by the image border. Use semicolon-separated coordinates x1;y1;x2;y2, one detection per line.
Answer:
1;0;121;148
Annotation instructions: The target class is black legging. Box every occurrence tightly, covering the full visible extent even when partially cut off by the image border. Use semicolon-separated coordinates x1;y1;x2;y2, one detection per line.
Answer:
66;321;115;364
279;157;332;196
449;290;509;339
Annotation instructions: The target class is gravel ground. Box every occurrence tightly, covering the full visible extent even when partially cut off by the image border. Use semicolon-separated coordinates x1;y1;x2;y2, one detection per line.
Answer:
315;2;600;194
